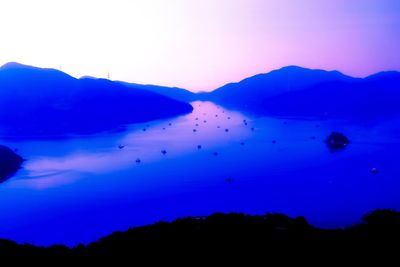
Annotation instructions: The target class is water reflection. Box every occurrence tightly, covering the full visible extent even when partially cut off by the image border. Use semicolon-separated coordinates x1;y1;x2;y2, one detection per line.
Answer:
14;102;252;187
0;101;399;246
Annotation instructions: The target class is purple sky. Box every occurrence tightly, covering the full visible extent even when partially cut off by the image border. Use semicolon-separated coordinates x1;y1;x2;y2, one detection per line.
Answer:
0;0;399;91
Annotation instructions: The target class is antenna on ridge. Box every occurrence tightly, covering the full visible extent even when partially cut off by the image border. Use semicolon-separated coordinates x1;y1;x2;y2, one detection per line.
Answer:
107;72;111;80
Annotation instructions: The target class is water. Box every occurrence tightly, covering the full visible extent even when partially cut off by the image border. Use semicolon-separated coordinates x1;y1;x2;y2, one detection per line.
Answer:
0;101;400;246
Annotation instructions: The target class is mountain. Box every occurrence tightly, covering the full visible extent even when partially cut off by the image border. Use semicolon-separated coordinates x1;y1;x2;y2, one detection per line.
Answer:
203;66;356;112
261;71;400;120
0;63;193;138
117;81;197;102
0;145;23;182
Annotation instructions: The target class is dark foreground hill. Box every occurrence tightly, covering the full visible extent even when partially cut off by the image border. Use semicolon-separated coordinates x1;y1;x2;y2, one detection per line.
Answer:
0;145;23;182
1;209;400;258
0;63;193;138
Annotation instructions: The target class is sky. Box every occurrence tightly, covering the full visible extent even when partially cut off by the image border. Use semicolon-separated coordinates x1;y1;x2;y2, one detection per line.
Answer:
0;0;399;92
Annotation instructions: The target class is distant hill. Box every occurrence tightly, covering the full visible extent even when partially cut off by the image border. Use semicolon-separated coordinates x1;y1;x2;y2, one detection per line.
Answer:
261;71;400;120
202;66;400;119
117;81;197;102
0;63;193;138
203;66;356;112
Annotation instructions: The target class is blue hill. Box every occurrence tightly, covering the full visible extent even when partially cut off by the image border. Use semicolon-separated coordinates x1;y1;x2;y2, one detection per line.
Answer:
0;63;193;138
260;71;400;120
117;81;197;102
203;66;355;111
203;66;400;119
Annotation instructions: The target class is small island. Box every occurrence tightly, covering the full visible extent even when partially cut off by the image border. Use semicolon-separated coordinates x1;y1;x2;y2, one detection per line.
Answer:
325;132;350;150
0;145;23;182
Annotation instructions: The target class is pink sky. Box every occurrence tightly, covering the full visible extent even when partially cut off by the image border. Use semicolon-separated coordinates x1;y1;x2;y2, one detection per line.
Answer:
0;0;399;91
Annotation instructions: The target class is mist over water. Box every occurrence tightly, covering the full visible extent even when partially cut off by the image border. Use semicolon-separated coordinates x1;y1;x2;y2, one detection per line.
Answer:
0;101;399;246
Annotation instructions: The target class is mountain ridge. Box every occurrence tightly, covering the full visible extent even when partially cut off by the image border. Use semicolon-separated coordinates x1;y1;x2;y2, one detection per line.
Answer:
0;63;193;138
1;62;399;122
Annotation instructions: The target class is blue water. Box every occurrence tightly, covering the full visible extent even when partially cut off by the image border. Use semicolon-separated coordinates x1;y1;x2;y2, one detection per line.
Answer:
0;101;400;246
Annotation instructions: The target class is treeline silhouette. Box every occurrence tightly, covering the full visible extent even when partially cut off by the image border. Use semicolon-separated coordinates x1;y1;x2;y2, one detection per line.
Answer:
1;209;400;257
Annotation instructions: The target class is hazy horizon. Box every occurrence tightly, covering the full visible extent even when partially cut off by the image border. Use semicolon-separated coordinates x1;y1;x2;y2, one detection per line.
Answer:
1;0;399;92
4;61;400;93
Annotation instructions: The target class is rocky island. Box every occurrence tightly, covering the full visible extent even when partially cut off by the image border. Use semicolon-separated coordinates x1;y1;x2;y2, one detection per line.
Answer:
0;145;23;182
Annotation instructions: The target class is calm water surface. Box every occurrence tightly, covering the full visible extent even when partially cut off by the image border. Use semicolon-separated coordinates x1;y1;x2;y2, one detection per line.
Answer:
1;101;399;246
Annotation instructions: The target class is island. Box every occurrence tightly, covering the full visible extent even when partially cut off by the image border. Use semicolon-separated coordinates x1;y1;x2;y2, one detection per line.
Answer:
325;132;350;150
0;145;23;182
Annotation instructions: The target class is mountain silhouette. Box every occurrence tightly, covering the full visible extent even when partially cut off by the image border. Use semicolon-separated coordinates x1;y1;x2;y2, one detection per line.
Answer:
201;66;400;120
261;71;400;120
0;63;193;138
118;81;197;102
203;66;355;112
